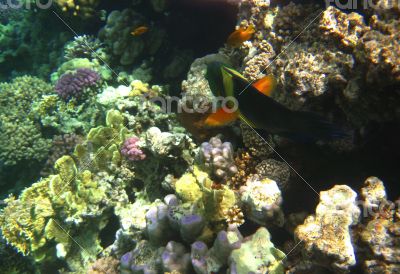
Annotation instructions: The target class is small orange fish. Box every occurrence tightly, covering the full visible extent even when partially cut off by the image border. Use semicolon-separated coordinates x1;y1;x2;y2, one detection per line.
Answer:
227;25;255;47
131;26;149;36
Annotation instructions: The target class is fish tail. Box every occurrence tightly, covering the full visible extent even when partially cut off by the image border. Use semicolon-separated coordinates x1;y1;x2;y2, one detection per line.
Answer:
290;111;348;142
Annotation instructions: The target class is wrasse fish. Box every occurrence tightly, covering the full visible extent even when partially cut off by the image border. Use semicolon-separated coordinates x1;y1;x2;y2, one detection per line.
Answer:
227;25;255;47
205;62;347;142
131;26;149;36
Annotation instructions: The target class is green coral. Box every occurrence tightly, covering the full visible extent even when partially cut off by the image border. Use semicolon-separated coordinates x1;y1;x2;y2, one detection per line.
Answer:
0;11;69;80
0;154;107;263
230;227;286;274
174;166;237;223
0;110;128;271
0;76;53;166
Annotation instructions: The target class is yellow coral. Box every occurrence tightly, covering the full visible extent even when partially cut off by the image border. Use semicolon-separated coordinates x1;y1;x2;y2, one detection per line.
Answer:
174;166;238;222
0;178;53;257
175;173;203;202
54;0;100;18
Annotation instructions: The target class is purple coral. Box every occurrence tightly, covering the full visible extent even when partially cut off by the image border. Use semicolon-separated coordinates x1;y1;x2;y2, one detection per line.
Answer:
55;68;100;100
197;136;238;182
121;137;146;161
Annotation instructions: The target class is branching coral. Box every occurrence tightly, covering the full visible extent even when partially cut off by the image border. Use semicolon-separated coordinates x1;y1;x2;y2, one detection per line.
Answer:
197;136;238;182
0;76;53;166
121;136;146;161
55;68;101;101
64;35;106;61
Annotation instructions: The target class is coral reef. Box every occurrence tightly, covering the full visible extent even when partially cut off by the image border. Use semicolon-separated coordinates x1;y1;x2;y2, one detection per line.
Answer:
356;177;400;273
121;136;146;161
0;1;399;274
98;9;166;66
87;256;120;274
0;76;53;166
54;0;100;18
295;185;361;272
197;136;238;182
64;35;106;62
41;134;84;177
55;68;101;101
255;159;291;190
240;176;284;227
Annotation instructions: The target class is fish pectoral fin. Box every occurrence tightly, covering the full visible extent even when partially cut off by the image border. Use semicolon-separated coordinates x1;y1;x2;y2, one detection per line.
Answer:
252;75;276;97
204;108;239;127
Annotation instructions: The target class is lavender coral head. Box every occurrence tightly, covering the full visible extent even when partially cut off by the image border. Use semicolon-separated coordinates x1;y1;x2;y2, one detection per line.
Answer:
55;68;100;100
121;136;146;161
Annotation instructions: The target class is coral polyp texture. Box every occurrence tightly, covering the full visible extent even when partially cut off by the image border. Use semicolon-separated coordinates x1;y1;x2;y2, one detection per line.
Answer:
55;68;101;101
197;136;238;182
121;136;146;161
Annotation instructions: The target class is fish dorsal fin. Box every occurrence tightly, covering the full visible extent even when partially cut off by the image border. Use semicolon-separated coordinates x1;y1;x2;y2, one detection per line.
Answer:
222;66;248;82
204;108;239;127
221;67;235;97
252;75;276;97
238;112;257;128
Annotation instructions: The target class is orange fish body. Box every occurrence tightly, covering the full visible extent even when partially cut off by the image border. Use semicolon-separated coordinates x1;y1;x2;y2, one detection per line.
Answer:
227;25;255;47
131;26;149;36
204;108;239;127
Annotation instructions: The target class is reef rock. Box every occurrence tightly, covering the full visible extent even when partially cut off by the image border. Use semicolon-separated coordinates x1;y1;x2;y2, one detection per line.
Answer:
356;177;400;273
295;185;361;272
240;176;284;226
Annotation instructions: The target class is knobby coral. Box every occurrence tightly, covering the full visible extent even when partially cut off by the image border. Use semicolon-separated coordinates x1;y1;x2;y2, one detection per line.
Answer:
55;68;100;101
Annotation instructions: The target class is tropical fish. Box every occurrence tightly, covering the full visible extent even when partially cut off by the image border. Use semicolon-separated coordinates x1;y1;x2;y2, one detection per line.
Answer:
204;62;347;142
131;26;149;36
227;25;255;47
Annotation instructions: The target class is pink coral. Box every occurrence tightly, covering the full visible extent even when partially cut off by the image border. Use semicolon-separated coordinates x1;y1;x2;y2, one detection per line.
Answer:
121;137;146;161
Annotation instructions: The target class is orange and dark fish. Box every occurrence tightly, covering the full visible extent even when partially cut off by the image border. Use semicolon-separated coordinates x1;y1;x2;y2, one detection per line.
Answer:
204;62;347;142
227;25;256;47
131;25;149;36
